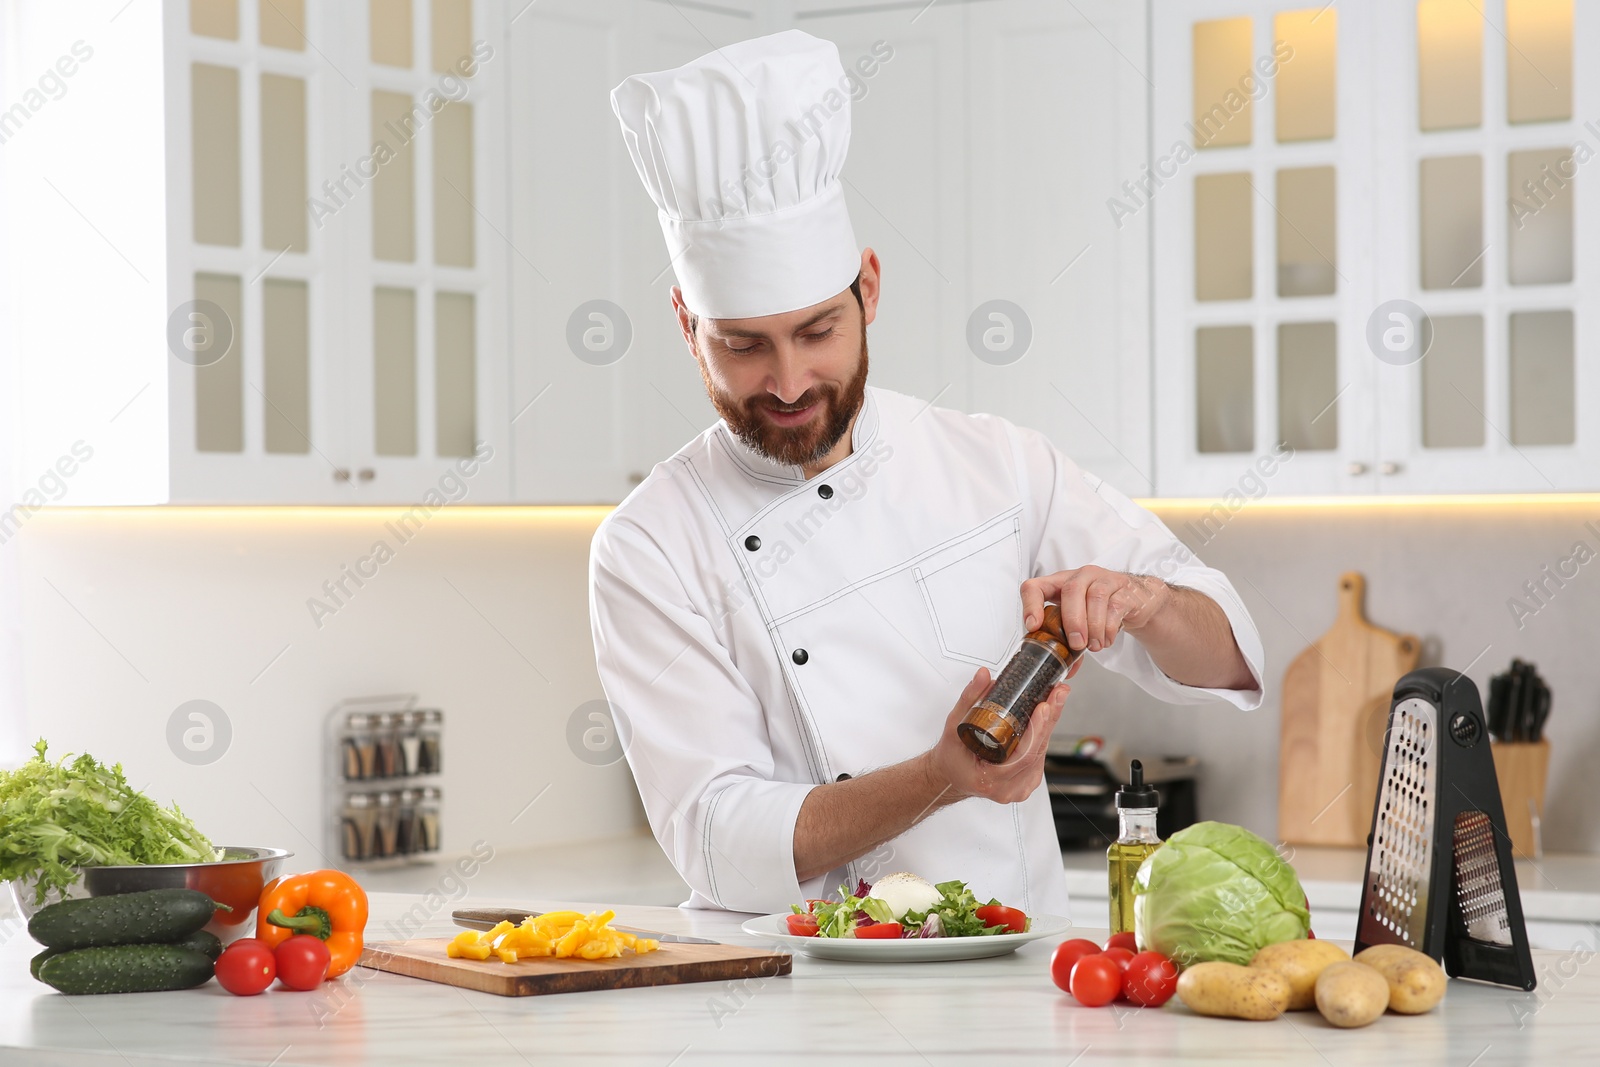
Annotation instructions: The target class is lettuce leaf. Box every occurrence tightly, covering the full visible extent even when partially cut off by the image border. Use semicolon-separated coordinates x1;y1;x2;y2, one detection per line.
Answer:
0;740;218;906
807;886;896;937
902;880;1007;938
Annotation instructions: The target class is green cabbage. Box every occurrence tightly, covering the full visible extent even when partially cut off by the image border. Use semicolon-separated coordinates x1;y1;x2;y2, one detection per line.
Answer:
1132;821;1310;966
0;740;218;906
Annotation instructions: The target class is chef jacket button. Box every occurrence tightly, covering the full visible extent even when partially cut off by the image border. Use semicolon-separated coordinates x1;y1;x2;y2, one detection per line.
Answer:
792;648;809;665
744;534;761;551
835;772;852;782
817;484;833;499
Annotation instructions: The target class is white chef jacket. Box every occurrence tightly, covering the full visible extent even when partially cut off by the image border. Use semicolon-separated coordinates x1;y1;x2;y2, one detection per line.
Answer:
588;386;1264;916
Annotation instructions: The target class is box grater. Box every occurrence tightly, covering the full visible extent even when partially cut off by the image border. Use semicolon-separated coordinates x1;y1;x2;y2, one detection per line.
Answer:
1353;668;1536;990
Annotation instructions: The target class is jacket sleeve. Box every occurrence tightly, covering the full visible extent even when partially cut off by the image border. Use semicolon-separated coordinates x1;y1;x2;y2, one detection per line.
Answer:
588;512;818;913
1006;422;1265;709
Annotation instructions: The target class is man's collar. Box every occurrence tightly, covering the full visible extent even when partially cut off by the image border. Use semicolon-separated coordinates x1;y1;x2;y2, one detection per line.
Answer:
716;386;881;484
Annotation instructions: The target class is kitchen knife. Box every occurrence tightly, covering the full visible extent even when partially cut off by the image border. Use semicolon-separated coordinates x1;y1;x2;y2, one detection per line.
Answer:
1517;663;1540;742
1504;661;1527;741
1487;672;1510;741
451;908;719;945
1531;677;1551;743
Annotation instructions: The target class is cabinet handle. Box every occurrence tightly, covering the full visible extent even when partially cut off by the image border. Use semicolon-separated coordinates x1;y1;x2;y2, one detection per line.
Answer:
333;469;351;482
358;468;376;482
627;471;646;485
1380;461;1402;476
1346;461;1369;476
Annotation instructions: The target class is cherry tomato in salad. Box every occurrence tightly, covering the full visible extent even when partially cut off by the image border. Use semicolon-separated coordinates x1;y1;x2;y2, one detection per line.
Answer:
1100;946;1135;972
1103;932;1138;953
1049;939;1102;993
215;938;276;996
273;934;332;991
786;913;820;937
975;904;1028;934
1068;954;1122;1007
1123;951;1179;1007
854;922;903;939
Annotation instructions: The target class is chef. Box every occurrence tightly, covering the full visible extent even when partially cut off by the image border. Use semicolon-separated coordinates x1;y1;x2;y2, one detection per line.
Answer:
591;30;1264;916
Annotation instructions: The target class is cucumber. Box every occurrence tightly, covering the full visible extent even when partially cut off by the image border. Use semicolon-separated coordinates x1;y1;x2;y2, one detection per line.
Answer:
39;944;214;996
30;946;66;981
28;889;223;950
170;928;224;962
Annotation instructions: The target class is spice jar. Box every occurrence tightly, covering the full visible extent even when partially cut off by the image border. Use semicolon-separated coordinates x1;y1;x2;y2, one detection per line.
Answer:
957;603;1082;764
374;791;400;857
346;714;378;780
417;710;442;775
417;787;442;852
340;793;376;861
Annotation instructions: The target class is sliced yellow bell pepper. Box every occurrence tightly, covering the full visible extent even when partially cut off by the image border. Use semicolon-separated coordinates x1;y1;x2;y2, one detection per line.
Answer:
442;911;658;963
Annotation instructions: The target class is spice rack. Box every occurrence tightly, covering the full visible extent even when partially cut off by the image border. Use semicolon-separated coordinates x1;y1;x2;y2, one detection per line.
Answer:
324;696;443;868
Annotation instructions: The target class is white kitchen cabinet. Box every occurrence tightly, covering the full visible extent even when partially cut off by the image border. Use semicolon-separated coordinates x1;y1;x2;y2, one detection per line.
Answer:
538;0;1153;500
9;0;511;504
962;0;1152;496
1152;0;1600;497
505;0;766;503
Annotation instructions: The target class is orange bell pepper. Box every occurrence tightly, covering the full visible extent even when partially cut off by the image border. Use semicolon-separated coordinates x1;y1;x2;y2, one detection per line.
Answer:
255;870;369;978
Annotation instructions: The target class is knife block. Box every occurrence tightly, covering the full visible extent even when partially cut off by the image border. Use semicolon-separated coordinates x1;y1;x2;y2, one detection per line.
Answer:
1490;740;1550;859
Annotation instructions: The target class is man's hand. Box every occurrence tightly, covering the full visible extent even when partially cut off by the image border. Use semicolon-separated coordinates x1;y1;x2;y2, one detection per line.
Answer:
922;666;1069;806
1021;567;1257;691
1022;566;1169;653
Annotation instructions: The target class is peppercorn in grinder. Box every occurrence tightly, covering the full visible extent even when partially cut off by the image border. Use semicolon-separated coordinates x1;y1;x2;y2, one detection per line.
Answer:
957;603;1083;763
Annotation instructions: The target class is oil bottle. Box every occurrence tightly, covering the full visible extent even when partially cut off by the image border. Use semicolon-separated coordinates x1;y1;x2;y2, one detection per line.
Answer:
1107;759;1162;936
957;604;1083;764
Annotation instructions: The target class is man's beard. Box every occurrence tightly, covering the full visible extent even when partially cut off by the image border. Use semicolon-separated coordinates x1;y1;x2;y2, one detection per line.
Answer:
698;336;869;468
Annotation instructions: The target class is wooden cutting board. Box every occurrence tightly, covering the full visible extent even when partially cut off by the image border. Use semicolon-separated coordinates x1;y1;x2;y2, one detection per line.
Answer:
358;939;791;997
1278;572;1421;847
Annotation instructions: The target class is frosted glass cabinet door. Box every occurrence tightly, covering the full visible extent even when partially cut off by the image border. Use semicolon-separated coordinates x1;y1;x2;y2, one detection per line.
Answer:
341;0;511;502
1371;0;1596;493
1156;0;1598;496
1152;0;1371;497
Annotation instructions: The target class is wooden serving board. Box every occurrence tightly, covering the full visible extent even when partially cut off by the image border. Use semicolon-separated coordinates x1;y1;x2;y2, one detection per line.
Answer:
358;939;791;997
1278;572;1421;847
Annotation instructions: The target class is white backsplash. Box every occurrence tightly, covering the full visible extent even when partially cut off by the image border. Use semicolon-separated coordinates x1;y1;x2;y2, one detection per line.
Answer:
7;496;1597;876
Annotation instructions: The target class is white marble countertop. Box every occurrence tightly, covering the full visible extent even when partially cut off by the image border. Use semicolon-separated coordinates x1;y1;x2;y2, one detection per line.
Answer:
1;890;1596;1066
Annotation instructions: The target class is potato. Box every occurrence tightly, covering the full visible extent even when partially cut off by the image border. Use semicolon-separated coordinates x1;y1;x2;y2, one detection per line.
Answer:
1314;962;1390;1028
1176;961;1292;1021
1353;944;1447;1014
1250;939;1352;1010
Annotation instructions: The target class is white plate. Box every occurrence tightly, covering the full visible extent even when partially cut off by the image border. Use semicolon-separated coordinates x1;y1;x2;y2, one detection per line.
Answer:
740;912;1073;962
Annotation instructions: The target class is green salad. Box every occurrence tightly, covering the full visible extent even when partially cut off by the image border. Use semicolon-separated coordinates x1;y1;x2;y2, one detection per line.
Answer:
789;873;1029;940
0;740;219;906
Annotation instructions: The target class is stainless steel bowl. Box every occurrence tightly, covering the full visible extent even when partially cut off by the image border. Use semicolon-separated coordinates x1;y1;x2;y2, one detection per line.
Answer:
7;846;292;944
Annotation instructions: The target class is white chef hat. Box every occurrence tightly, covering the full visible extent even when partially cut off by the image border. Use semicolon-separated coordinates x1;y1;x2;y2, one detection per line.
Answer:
610;29;860;321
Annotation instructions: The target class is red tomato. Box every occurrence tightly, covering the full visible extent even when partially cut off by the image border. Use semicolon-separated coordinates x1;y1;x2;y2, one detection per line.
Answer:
1103;931;1139;953
1100;947;1135;972
274;934;332;991
1123;951;1179;1008
1308;929;1317;940
854;922;903;939
1049;939;1103;993
1069;954;1122;1007
786;913;820;937
975;905;1028;934
215;938;276;996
